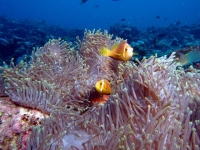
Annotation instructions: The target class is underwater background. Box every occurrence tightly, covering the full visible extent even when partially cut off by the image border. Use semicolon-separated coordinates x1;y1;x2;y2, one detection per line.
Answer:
0;1;200;149
0;0;200;65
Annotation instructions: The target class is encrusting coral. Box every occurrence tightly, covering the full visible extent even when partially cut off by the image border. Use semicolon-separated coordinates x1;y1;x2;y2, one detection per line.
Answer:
0;30;200;150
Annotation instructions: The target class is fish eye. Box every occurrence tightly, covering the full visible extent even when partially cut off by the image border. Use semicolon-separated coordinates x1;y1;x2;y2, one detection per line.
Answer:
125;48;127;51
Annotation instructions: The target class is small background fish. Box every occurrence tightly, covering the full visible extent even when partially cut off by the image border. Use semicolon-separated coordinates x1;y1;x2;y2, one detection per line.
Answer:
178;50;200;66
80;0;88;5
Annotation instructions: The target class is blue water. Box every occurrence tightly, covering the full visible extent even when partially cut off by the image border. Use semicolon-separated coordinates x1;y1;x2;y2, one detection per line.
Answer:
0;0;200;30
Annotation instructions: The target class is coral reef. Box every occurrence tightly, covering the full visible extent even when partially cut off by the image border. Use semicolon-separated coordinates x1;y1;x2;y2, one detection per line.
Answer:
109;23;140;42
1;16;200;67
0;97;44;149
0;30;200;150
110;23;200;59
0;16;84;65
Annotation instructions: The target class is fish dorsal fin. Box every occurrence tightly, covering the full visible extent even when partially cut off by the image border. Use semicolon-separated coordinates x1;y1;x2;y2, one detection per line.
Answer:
110;43;119;50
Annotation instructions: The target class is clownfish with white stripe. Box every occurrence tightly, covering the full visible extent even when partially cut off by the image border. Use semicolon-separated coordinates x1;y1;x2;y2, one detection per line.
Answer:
95;79;111;95
92;79;111;106
99;41;134;61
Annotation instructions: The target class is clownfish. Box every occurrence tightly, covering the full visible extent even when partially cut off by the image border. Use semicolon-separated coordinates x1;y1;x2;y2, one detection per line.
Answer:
91;95;110;106
95;79;112;95
99;41;134;61
91;79;111;106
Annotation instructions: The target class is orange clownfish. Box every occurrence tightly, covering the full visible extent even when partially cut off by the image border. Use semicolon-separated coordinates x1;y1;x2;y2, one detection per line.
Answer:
91;95;110;106
95;79;112;95
99;41;134;61
92;79;112;106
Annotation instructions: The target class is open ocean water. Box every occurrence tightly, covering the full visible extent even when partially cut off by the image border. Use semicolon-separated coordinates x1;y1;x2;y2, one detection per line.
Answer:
0;0;200;30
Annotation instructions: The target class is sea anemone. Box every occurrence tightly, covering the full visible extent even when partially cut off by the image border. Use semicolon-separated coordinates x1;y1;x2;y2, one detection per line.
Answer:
0;39;89;114
0;30;200;149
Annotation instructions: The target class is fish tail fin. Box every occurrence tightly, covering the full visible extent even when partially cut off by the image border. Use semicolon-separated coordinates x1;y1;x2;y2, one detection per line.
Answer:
99;47;110;56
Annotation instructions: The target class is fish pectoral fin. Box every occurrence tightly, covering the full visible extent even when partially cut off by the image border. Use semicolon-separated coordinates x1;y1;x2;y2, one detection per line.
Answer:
110;43;119;50
114;53;123;58
99;47;111;56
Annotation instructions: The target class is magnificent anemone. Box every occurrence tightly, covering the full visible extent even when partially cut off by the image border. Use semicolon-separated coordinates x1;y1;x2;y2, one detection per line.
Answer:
0;30;200;149
0;39;89;114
